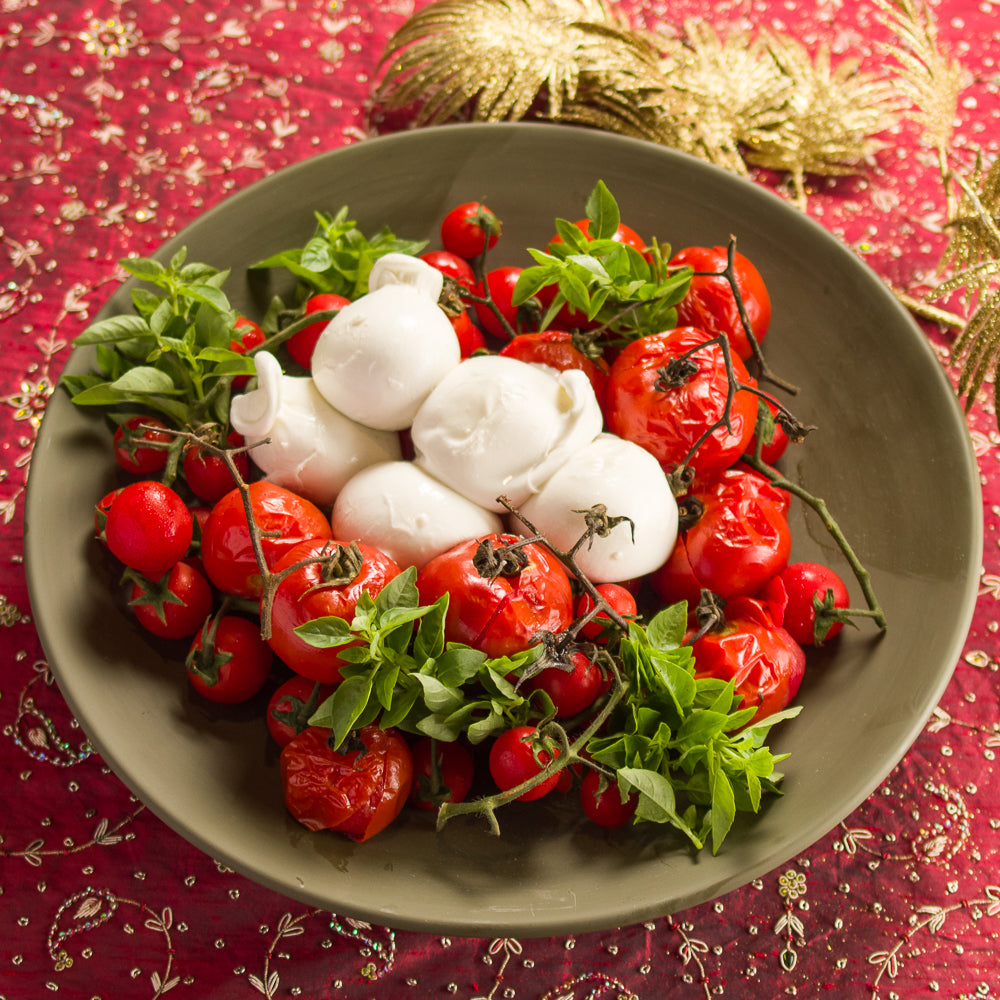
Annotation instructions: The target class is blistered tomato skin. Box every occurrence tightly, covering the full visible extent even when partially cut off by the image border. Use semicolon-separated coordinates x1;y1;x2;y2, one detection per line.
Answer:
268;539;401;684
200;482;332;599
606;327;758;483
499;330;610;411
415;533;573;659
280;725;413;841
670;246;771;361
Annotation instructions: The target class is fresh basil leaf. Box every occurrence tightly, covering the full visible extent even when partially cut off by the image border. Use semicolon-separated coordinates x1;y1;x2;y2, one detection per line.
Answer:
584;179;620;240
294;615;354;649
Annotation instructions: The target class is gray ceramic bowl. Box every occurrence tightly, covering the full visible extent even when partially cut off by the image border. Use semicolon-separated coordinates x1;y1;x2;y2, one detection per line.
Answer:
25;123;982;936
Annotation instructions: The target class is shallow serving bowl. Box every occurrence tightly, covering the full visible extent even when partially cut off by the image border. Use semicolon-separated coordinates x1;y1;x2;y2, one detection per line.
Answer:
25;123;982;936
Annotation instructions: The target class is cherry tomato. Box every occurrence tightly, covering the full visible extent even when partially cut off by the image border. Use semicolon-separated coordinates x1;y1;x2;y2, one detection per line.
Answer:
579;769;638;828
764;561;850;645
266;675;336;749
420;249;476;290
488;725;561;801
128;560;214;640
230;316;267;388
286;293;350;369
499;330;609;411
415;533;573;659
473;266;524;339
268;539;401;683
408;737;475;812
112;415;172;475
525;650;603;718
670;246;771;361
94;487;123;541
689;596;806;726
551;218;646;254
104;480;193;578
280;725;413;840
440;201;501;259
574;583;638;641
186;613;273;704
201;482;332;599
450;308;487;357
606;327;758;482
746;398;789;464
182;431;251;505
650;464;791;607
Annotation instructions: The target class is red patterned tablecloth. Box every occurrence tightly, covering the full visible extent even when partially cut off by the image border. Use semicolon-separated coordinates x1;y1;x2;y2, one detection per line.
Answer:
2;0;999;997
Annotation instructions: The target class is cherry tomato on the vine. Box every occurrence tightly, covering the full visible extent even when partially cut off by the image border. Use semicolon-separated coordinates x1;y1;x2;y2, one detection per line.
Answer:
200;482;332;599
525;650;603;718
473;266;525;340
670;246;771;362
266;675;336;749
416;533;573;660
440;201;501;259
488;725;561;802
574;583;638;641
186;613;273;704
764;561;850;646
94;488;123;541
450;308;488;358
579;769;638;828
420;250;476;290
182;431;251;505
286;293;351;369
280;725;413;841
408;737;475;812
128;560;214;640
104;480;193;578
230;316;267;388
746;398;790;465
113;415;172;475
268;539;402;684
499;330;609;411
606;327;758;482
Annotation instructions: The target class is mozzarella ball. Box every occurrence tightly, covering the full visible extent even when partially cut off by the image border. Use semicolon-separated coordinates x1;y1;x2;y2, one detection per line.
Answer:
514;433;679;582
331;461;504;570
411;354;603;513
230;352;401;508
310;256;460;431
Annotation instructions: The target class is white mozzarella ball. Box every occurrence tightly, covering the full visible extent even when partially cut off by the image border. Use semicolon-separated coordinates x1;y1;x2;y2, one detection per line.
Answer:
410;354;604;513
230;352;401;508
331;461;504;570
310;256;460;431
514;433;679;582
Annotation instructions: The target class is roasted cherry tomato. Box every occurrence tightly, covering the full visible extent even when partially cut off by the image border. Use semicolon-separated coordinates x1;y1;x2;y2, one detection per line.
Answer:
186;613;273;704
574;583;638;641
266;675;336;749
764;561;850;645
104;480;193;578
415;533;573;659
689;596;805;726
286;293;350;369
440;201;501;259
579;769;638;828
112;415;172;475
488;725;561;802
650;464;791;607
670;246;771;361
525;650;603;718
182;431;251;505
200;482;332;599
280;725;413;841
128;560;214;640
606;327;758;482
268;539;401;683
473;266;525;339
499;330;609;411
408;737;476;812
420;249;476;290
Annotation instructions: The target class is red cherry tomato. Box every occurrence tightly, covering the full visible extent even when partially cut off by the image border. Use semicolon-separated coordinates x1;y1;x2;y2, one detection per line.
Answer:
200;482;332;599
764;561;850;645
286;293;350;369
408;737;476;812
230;316;267;388
650;464;791;607
128;560;214;640
525;650;603;718
182;431;251;505
689;596;806;726
579;769;638;828
670;246;771;361
94;487;123;541
499;330;610;411
186;614;273;704
268;539;401;683
415;533;573;660
473;266;524;339
574;583;638;641
280;725;413;841
450;308;487;357
440;201;501;259
266;675;336;749
488;725;561;802
746;398;790;465
112;415;172;475
606;327;758;482
420;249;476;290
104;480;193;578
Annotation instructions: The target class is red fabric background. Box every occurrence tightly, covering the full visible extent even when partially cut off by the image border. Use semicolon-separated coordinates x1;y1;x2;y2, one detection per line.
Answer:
2;0;999;997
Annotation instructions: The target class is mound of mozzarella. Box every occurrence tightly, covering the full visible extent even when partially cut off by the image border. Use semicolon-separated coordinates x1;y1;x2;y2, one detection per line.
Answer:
230;253;678;582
